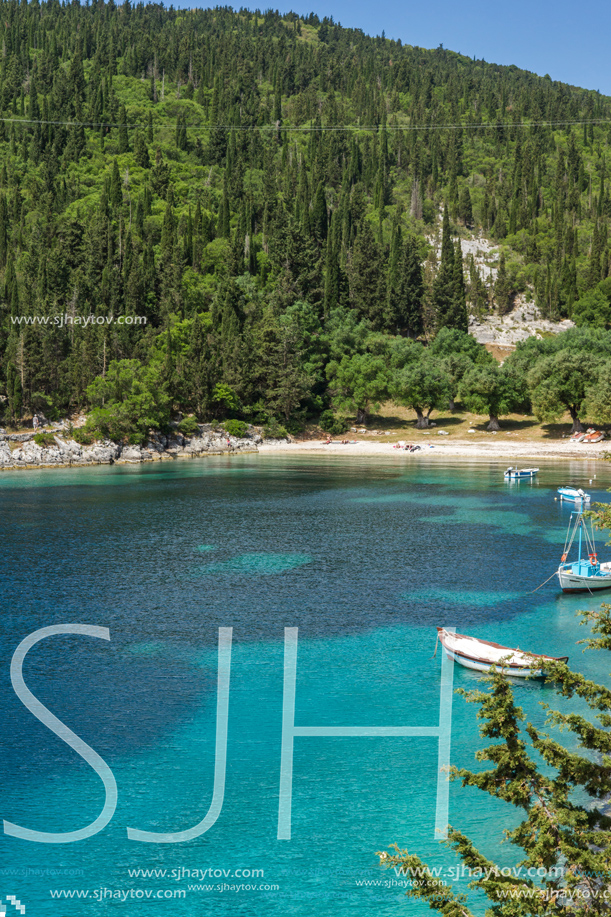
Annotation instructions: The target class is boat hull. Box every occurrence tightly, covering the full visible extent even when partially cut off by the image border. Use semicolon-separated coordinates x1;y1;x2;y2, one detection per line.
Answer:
559;571;611;593
559;559;611;592
504;468;539;480
443;648;543;678
436;628;566;678
558;488;590;504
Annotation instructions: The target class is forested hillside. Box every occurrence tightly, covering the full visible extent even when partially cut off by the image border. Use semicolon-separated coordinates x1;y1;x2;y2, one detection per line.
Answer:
1;1;611;437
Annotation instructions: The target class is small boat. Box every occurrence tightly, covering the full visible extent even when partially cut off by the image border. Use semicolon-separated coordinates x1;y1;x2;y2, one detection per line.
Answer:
570;431;586;442
504;466;539;479
558;512;611;593
583;430;605;444
558;486;591;504
436;628;568;677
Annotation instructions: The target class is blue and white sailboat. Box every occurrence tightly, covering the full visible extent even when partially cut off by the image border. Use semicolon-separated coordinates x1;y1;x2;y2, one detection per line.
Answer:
557;513;611;593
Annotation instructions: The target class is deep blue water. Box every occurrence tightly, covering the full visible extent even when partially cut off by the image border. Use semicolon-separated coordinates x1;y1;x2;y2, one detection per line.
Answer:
0;455;609;916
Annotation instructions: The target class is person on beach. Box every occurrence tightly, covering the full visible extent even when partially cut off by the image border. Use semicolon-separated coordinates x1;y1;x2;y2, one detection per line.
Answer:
33;414;38;431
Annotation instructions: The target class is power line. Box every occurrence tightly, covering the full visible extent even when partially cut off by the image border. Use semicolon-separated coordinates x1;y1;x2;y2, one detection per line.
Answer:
1;115;610;132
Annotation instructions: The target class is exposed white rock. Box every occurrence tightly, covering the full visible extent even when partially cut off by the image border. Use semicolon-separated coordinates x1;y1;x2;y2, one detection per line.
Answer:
470;299;574;347
0;426;260;470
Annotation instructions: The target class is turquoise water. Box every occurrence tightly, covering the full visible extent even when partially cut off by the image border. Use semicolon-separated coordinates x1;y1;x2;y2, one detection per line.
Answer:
0;456;609;916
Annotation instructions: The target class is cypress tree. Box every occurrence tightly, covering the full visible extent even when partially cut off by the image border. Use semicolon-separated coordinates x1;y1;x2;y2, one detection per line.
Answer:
118;104;130;154
12;373;22;420
350;221;385;327
193;201;203;271
218;177;230;238
494;251;513;315
160;189;175;263
451;240;468;331
323;212;341;316
431;205;456;331
386;220;424;337
588;221;602;288
134;131;150;169
386;215;403;323
311;182;328;242
458;185;473;226
400;235;425;338
109;159;122;210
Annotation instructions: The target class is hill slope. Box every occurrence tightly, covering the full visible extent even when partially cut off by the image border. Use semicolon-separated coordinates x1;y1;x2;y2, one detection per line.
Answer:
1;3;610;433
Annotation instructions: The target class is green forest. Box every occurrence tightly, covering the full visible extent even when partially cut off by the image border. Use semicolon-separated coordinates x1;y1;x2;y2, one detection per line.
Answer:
1;0;611;439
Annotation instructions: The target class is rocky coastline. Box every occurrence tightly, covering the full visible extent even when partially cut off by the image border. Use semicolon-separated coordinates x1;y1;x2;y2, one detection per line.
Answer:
0;424;267;471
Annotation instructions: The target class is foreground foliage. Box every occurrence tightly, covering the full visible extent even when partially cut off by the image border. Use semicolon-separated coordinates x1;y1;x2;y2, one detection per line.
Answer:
379;606;611;914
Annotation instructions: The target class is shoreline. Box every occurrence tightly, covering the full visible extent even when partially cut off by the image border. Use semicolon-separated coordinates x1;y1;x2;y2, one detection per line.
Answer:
258;438;609;462
0;433;607;473
0;427;262;472
0;449;261;472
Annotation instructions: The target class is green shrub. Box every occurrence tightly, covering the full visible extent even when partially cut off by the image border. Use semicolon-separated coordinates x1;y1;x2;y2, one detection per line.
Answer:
33;432;56;447
178;416;200;436
72;427;95;445
284;416;306;436
244;400;270;425
318;410;349;435
85;359;170;443
263;418;289;439
211;382;239;418
573;282;611;328
223;419;248;438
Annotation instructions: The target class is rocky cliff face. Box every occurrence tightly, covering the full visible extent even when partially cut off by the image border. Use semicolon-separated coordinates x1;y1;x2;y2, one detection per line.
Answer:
0;425;264;470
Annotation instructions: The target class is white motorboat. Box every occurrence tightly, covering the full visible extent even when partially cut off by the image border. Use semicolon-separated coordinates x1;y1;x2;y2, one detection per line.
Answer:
558;486;590;504
504;467;539;480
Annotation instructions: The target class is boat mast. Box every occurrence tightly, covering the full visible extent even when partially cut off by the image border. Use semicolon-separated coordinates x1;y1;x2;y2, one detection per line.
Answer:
578;514;583;561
